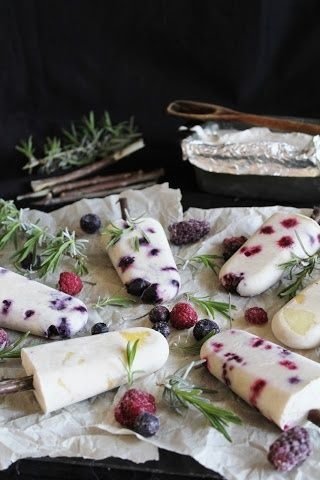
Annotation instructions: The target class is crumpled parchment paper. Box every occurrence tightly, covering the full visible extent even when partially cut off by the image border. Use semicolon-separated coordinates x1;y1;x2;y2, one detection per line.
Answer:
1;183;320;480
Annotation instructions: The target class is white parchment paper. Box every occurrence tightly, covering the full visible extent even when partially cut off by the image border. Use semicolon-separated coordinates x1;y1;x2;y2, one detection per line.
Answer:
1;183;320;479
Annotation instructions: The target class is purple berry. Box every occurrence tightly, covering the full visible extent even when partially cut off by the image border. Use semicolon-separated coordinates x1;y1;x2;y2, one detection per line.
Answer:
80;213;101;234
118;256;135;273
126;278;151;297
168;219;210;245
133;412;160;437
193;319;220;341
91;322;109;335
20;253;41;271
141;284;162;304
152;322;170;338
57;318;71;338
149;306;170;324
268;426;311;472
0;328;8;349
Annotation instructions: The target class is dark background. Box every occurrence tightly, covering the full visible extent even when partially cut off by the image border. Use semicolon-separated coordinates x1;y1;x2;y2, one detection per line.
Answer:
1;0;320;186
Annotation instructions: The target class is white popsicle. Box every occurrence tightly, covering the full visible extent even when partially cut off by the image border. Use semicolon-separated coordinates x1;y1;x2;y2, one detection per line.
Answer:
21;327;169;413
104;217;180;303
219;212;320;296
272;280;320;349
0;267;88;338
200;329;320;430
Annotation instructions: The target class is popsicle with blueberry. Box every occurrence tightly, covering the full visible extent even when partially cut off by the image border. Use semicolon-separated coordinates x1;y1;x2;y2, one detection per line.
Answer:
200;328;320;430
103;199;181;303
272;279;320;349
0;267;88;338
0;327;169;413
219;212;320;296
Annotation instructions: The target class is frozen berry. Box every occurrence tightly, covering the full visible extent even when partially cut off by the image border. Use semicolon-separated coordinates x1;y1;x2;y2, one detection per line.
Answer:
80;213;101;234
245;307;268;325
58;272;83;296
141;284;162;304
133;412;160;437
91;322;109;335
168;219;210;245
268;426;311;472
221;273;244;293
152;321;170;338
222;236;247;261
193;319;220;341
149;305;170;324
126;278;151;297
0;328;8;349
114;388;156;428
170;302;198;330
20;253;42;271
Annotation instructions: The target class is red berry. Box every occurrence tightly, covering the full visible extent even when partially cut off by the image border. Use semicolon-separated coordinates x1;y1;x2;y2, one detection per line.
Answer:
114;388;156;428
58;272;83;296
222;236;247;260
245;307;268;325
170;302;198;330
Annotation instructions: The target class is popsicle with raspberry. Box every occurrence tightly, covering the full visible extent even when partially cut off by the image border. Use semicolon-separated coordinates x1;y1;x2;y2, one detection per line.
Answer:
0;267;88;338
219;212;320;296
0;327;169;414
103;199;180;303
200;328;320;430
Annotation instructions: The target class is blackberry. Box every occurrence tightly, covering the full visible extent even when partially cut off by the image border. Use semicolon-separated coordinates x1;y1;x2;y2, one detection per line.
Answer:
222;236;247;261
20;253;41;271
149;305;170;324
80;213;101;234
152;321;170;338
168;219;210;246
91;322;109;335
268;426;311;472
193;319;220;341
133;412;160;437
126;278;151;297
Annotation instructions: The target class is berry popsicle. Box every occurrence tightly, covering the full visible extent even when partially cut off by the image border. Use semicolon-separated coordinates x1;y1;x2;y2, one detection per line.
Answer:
200;329;320;430
272;280;320;349
219;212;320;296
0;267;88;338
103;201;180;303
1;327;169;413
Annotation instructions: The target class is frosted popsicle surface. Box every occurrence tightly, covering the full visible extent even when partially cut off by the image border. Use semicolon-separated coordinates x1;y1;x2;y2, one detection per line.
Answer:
21;327;169;413
104;217;180;303
219;212;320;296
200;329;320;430
0;267;88;338
272;280;320;349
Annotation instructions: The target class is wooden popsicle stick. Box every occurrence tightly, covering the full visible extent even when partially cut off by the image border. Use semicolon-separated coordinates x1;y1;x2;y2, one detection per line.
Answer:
0;376;33;395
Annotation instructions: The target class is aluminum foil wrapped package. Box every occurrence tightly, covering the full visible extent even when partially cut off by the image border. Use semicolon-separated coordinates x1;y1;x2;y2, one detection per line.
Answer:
181;123;320;202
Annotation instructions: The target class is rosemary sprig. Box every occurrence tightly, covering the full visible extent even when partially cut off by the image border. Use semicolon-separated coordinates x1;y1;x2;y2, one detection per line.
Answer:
172;330;218;356
185;293;236;320
125;339;141;386
93;295;137;309
183;254;222;274
16;111;142;174
163;361;241;442
103;211;149;250
103;223;134;249
0;331;30;360
38;228;88;277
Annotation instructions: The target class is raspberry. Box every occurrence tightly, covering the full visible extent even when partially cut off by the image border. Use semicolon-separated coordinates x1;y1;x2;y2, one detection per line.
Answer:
268;426;311;472
149;305;170;324
0;328;8;349
168;219;210;245
58;272;83;296
193;319;220;341
133;412;160;437
152;321;170;338
114;388;156;428
221;272;244;293
245;307;268;325
170;302;198;330
222;236;248;261
80;213;101;234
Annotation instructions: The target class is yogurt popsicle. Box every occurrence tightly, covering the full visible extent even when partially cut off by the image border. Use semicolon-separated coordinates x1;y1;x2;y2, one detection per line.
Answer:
200;329;320;430
20;327;169;413
272;280;320;349
103;217;181;303
0;267;88;338
219;212;320;296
